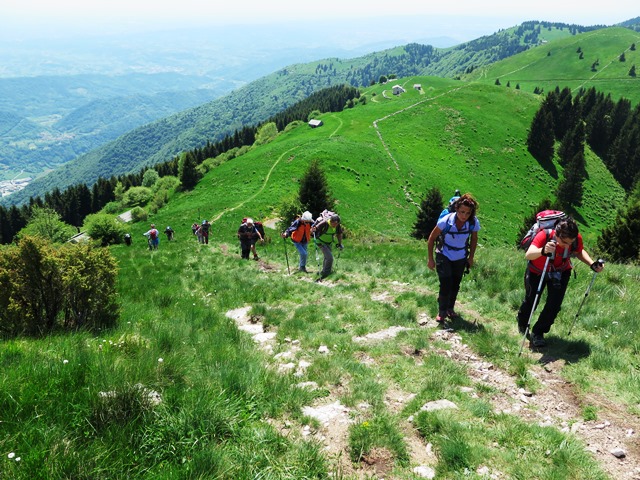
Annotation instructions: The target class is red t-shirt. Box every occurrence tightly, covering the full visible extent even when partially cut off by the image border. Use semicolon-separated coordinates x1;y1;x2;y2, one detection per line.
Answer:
528;229;583;273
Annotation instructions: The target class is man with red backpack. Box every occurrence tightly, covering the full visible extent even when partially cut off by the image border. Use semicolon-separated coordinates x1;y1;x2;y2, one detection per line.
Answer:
143;224;160;250
282;211;313;273
518;216;604;347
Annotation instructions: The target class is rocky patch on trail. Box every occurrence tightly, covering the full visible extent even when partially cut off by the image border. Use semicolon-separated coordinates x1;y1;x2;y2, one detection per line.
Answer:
430;329;640;480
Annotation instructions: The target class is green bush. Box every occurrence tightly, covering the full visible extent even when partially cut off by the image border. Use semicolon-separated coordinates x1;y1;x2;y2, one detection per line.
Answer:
83;213;127;246
123;186;153;207
130;206;148;223
17;207;76;244
142;169;160;188
0;236;119;337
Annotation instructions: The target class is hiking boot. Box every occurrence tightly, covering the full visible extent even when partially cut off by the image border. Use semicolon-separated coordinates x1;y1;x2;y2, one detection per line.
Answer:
435;313;446;323
531;333;546;348
446;309;460;319
253;255;259;261
298;267;308;273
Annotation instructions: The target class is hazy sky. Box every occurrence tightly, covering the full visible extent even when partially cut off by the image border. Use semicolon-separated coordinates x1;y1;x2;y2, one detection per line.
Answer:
2;0;635;38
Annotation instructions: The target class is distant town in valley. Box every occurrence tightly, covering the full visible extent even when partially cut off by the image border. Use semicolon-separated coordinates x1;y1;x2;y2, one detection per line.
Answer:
0;177;32;197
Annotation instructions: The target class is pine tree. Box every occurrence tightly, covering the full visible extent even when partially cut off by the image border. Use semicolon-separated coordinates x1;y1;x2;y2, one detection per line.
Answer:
558;120;585;167
411;187;444;240
298;160;334;219
556;150;586;209
598;187;640;263
527;107;555;163
179;152;201;191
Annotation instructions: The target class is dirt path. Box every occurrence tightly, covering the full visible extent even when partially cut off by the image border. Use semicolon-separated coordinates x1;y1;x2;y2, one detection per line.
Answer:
225;253;640;479
431;328;640;480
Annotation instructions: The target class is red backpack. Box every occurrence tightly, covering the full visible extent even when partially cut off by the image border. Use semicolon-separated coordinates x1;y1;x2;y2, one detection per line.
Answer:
519;210;566;251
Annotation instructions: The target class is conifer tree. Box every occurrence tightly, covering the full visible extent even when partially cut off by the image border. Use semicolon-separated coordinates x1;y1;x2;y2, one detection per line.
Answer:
527;107;555;163
558;120;585;167
556;150;586;209
598;185;640;263
298;159;334;219
179;152;201;191
411;187;444;240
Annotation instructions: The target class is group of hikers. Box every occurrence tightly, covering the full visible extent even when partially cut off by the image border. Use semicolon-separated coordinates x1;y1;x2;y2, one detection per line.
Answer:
127;190;604;348
427;190;604;349
281;210;343;279
191;220;211;244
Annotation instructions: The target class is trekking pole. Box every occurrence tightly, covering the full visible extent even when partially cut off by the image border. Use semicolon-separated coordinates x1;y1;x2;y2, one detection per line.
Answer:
567;260;603;336
282;237;291;275
519;255;551;356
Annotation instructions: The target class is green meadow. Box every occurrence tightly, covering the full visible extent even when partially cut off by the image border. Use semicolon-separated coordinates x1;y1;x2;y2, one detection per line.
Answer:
469;27;640;104
2;26;640;478
155;75;623;247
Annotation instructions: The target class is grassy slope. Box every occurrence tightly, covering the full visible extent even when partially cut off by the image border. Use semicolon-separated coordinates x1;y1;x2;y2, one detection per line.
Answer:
150;75;624;247
467;27;640;104
3;78;640;478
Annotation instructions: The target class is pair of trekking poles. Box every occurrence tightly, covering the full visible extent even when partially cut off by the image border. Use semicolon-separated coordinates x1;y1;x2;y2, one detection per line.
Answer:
518;256;604;356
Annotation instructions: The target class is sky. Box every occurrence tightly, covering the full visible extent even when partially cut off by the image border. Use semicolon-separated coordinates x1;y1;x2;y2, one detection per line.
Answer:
1;0;636;40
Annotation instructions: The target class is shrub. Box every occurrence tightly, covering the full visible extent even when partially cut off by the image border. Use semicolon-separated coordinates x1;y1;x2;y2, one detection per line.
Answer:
0;236;119;337
59;242;119;330
154;175;180;193
123;186;153;207
84;213;127;246
130;207;148;223
141;169;160;188
17;207;76;244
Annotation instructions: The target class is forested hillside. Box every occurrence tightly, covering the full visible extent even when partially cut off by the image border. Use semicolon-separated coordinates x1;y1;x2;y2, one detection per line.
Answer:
0;73;231;182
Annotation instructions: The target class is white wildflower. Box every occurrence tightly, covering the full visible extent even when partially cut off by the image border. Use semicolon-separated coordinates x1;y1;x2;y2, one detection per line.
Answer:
8;452;15;459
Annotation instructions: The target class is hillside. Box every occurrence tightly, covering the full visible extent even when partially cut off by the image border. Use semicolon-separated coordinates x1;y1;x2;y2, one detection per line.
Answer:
3;20;611;206
143;76;622;247
467;27;640;104
3;73;640;479
0;74;232;183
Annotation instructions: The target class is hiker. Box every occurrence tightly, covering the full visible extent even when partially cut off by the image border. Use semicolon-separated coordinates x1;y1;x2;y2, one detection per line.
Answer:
200;220;211;244
311;213;343;280
124;233;132;246
439;189;462;219
164;226;174;241
427;193;480;323
194;223;203;244
238;218;263;260
282;211;313;273
143;224;160;250
517;217;604;347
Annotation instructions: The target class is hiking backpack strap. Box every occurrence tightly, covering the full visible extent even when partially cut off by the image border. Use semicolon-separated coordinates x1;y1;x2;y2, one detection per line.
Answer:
437;214;475;255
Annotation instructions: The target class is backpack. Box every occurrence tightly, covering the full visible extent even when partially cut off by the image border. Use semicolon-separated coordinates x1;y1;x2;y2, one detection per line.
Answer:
149;229;158;240
241;218;265;239
312;209;336;227
519;210;567;251
438;196;460;220
290;218;310;243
